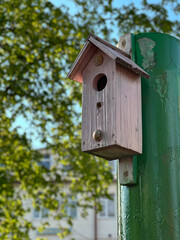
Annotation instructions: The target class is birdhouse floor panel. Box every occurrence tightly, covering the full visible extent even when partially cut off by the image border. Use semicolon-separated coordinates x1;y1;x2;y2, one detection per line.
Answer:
84;144;138;160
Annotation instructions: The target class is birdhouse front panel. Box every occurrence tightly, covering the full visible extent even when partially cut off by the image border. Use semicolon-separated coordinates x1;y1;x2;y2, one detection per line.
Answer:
81;49;117;159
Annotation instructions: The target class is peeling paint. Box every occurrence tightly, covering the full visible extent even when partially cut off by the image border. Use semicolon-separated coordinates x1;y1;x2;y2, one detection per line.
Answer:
138;38;156;71
150;71;168;102
138;38;168;103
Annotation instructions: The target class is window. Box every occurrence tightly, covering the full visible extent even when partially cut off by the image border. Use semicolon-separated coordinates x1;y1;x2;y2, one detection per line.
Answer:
61;164;72;176
65;196;77;218
38;154;51;170
33;207;49;219
99;194;115;218
36;228;61;235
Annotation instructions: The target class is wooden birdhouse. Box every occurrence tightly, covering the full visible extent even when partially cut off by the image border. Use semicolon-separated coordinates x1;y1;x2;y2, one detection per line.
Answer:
67;34;149;160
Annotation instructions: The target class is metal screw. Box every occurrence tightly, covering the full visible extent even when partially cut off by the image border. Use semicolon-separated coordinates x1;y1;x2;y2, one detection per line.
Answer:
93;130;102;141
121;39;126;47
123;170;129;177
94;55;103;66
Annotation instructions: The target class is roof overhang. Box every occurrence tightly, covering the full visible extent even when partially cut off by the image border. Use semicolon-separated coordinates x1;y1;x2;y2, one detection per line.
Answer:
67;34;149;83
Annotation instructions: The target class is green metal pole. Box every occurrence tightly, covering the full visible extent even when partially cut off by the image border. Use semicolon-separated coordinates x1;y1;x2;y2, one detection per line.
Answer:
119;33;180;240
117;159;121;239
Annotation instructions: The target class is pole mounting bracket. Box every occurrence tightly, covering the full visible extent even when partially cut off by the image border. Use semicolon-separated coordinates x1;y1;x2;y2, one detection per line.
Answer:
119;157;137;185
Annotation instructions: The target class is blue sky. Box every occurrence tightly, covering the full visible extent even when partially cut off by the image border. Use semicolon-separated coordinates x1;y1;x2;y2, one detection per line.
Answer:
50;0;142;7
49;0;178;21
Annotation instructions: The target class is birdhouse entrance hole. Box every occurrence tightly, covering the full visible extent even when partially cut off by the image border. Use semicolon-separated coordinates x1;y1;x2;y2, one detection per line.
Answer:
93;74;107;91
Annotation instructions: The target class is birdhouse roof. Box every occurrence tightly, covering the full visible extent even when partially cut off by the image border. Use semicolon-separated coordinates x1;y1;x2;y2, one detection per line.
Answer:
67;33;149;83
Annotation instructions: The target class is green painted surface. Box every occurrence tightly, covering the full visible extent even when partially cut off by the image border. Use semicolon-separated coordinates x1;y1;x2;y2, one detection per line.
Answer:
119;33;180;240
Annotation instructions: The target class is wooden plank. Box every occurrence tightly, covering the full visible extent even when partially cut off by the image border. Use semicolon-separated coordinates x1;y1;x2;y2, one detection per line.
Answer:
82;48;142;159
116;58;149;79
89;37;116;60
87;33;131;58
67;41;97;83
68;34;149;83
85;145;138;160
115;64;142;154
89;37;149;79
82;49;116;153
117;33;132;56
119;157;137;185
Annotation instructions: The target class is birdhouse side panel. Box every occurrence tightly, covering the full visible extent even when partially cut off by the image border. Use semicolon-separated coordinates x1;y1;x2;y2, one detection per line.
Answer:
81;49;116;154
115;64;142;154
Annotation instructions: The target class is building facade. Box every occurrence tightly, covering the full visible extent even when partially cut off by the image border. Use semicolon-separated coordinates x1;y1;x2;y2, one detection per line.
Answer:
28;150;117;240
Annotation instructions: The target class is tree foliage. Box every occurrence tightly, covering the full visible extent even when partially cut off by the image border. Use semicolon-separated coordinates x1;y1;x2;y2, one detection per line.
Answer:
0;0;179;239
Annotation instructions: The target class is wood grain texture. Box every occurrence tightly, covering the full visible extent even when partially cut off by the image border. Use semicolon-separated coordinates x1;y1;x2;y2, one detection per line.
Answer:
82;49;116;153
81;49;142;160
68;34;149;83
87;33;131;58
119;157;137;185
115;64;142;154
67;42;97;82
88;37;149;79
85;145;138;160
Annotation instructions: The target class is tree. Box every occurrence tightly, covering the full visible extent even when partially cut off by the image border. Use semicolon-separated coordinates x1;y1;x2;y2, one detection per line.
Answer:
0;0;114;239
0;0;179;239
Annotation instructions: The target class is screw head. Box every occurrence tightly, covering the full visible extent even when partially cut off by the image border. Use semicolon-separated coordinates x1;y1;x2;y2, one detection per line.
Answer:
94;55;103;66
123;170;129;177
93;130;102;141
121;39;126;48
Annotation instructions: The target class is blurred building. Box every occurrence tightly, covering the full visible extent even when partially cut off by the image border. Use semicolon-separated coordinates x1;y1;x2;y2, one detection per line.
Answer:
27;149;117;240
